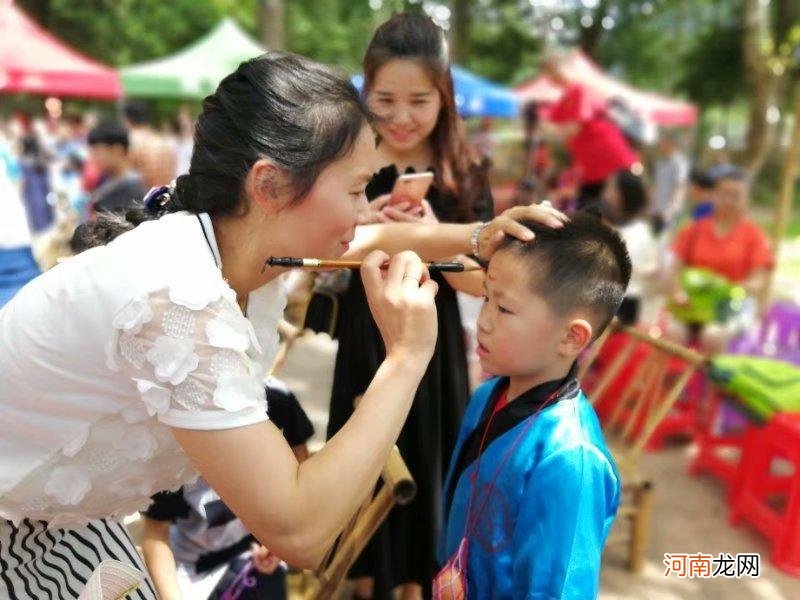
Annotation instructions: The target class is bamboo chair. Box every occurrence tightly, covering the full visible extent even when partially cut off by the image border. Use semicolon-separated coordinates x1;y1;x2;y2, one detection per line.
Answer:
590;324;707;572
303;445;417;599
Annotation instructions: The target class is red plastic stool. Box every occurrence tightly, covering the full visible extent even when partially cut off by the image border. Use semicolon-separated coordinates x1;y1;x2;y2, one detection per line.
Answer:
689;389;752;489
729;413;800;575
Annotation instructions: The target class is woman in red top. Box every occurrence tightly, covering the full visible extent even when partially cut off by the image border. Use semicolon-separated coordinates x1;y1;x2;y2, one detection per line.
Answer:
540;54;639;207
668;166;774;351
671;167;773;288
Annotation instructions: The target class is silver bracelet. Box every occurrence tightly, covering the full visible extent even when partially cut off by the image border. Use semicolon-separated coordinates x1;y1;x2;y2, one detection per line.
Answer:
470;222;489;264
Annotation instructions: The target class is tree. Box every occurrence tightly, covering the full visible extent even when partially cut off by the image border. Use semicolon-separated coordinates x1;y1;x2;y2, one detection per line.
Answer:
740;0;800;177
259;0;285;50
449;0;470;64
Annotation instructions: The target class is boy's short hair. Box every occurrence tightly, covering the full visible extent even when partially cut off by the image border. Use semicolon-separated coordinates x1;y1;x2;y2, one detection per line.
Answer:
88;121;129;150
498;212;632;339
689;168;714;190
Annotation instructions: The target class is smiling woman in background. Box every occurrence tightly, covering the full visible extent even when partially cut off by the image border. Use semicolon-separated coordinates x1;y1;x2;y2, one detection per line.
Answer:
316;13;495;600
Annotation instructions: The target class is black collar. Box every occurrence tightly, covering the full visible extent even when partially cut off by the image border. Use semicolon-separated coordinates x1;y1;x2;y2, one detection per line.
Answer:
445;362;580;515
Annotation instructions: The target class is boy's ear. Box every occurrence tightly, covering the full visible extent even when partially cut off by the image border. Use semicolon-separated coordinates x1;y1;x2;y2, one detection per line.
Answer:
561;318;593;357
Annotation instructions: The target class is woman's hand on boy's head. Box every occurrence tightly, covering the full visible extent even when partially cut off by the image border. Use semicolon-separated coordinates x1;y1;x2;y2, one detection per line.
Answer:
478;203;568;261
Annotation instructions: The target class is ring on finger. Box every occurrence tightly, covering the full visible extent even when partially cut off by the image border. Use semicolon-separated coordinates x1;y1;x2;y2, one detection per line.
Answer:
403;274;421;284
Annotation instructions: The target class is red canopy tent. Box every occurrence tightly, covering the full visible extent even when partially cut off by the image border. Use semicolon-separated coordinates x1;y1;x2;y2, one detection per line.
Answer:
0;1;121;100
516;49;697;127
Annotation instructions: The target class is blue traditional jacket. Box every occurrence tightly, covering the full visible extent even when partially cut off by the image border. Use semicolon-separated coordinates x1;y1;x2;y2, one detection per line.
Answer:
438;366;621;599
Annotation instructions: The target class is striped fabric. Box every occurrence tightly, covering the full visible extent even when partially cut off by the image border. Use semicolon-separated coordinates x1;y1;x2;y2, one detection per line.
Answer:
0;519;157;600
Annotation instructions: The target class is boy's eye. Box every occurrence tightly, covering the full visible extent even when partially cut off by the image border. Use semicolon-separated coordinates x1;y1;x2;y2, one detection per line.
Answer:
498;306;512;315
351;190;366;198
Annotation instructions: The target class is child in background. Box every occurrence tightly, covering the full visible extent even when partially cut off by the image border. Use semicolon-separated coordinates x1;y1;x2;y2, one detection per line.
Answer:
86;121;146;216
602;169;660;325
436;214;628;599
687;168;715;221
141;377;313;600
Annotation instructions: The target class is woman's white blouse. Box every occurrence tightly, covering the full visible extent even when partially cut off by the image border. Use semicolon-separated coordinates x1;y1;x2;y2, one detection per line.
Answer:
0;212;286;529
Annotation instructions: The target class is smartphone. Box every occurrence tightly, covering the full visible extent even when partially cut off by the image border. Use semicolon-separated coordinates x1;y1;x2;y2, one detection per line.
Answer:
389;172;434;207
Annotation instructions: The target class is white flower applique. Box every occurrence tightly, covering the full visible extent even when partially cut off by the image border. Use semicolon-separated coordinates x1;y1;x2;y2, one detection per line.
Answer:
206;305;253;352
112;426;159;462
214;372;265;412
44;466;92;505
169;272;236;311
112;296;154;335
146;336;199;385
135;378;171;417
61;427;90;457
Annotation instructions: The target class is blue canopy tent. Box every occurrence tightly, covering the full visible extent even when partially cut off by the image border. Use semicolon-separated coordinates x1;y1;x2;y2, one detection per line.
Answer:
351;65;518;119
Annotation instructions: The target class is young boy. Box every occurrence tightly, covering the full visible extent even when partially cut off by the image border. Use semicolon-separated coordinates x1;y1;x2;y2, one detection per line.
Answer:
141;377;314;600
687;168;715;221
436;213;630;599
86;121;146;215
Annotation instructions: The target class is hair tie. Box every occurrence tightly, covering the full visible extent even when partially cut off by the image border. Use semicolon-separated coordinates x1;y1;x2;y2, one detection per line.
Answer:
143;184;175;214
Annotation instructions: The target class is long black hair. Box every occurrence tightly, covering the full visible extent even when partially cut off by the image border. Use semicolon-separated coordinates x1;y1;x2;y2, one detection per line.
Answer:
79;51;371;245
363;13;491;222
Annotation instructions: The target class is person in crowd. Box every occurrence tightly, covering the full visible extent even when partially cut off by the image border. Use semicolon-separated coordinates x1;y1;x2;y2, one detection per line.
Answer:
668;166;774;352
313;14;495;599
86;121;147;216
124;100;178;188
687;167;715;221
652;131;688;230
142;377;313;600
602;170;660;325
539;53;639;208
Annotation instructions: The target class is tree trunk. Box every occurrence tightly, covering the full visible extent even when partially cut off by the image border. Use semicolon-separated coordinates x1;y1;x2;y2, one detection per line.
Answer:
578;0;610;58
760;83;800;307
449;0;469;65
741;0;776;177
259;0;285;50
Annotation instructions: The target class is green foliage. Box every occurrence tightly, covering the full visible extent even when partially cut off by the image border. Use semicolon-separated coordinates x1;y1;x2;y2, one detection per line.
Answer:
285;0;379;73
677;20;744;107
459;0;543;84
17;0;255;66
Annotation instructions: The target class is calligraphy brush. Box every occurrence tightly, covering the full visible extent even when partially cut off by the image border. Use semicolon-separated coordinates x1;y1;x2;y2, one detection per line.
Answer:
263;257;483;273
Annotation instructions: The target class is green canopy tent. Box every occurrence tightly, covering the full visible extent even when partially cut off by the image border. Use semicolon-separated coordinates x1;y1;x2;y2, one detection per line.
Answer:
120;18;265;99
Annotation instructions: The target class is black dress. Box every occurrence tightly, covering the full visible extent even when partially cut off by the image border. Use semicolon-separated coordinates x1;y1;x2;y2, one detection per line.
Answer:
306;164;493;597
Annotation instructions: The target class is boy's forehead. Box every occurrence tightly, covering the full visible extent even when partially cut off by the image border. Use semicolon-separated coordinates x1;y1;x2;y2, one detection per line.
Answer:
487;250;540;292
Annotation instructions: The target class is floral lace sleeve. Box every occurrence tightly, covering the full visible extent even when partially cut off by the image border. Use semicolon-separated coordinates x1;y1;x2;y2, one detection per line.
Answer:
106;282;269;430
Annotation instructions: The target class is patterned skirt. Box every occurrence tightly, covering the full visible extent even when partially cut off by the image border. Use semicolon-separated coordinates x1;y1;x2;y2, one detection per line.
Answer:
0;518;157;600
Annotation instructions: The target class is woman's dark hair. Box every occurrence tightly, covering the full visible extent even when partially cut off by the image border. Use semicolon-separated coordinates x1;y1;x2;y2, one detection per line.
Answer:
79;51;372;247
613;169;648;223
363;13;489;222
